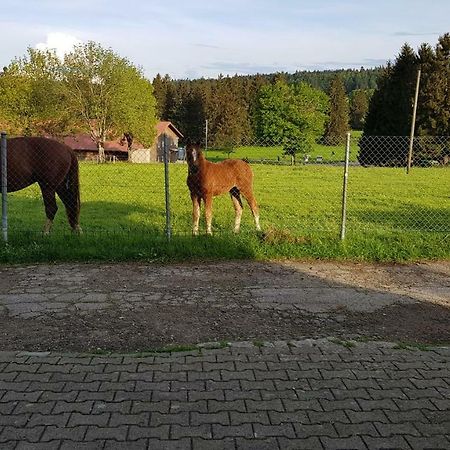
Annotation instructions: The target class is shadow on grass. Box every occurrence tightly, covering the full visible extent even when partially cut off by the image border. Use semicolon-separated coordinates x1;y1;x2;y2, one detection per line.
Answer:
349;204;450;232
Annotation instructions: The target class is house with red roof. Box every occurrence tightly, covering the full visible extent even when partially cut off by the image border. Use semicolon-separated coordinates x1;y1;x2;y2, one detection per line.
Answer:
63;121;183;163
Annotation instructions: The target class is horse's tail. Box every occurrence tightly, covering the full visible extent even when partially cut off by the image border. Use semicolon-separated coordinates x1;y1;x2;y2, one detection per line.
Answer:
65;151;81;230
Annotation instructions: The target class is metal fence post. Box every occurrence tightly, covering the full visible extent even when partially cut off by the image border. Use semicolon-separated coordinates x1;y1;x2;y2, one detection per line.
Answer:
163;133;171;240
340;132;351;240
1;132;7;243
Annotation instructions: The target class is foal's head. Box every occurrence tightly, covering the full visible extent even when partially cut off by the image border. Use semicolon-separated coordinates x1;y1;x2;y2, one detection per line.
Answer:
186;142;203;169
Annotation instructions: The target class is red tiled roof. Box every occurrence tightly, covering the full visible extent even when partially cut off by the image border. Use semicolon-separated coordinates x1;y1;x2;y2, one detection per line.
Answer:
156;121;184;138
63;135;140;153
61;121;182;152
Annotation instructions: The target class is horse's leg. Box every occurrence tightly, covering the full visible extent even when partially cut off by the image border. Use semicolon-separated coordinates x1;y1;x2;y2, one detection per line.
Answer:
191;194;201;236
231;196;243;233
40;185;58;234
204;195;213;235
230;189;243;233
241;188;261;231
56;186;81;233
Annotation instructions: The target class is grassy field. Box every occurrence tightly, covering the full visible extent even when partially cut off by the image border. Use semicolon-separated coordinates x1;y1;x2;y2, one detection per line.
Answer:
1;160;449;264
205;131;362;163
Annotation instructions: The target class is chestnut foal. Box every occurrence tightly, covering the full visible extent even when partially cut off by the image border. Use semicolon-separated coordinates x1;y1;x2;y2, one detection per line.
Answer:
186;143;261;235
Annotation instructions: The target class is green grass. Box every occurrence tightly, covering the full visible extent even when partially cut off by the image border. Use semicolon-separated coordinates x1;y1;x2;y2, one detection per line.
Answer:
206;131;362;163
1;159;449;264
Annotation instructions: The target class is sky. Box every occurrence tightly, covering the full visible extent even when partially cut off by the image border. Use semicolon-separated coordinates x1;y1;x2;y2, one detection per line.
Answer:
1;0;449;80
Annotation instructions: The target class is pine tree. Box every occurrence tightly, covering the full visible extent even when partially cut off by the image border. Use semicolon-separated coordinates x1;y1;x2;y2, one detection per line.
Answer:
324;75;349;143
359;44;419;165
350;89;370;130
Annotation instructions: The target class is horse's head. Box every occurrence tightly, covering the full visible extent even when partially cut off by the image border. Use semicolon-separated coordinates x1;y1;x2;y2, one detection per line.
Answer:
186;142;203;169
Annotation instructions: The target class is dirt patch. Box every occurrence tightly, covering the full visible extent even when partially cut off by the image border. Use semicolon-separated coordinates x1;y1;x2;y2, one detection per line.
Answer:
0;260;449;351
1;297;449;352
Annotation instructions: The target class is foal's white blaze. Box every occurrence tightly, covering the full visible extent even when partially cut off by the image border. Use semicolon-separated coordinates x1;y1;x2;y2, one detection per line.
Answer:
191;148;197;162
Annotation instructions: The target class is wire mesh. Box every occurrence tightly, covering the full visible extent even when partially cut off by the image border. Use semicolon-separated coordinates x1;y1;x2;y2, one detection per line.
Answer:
3;134;449;240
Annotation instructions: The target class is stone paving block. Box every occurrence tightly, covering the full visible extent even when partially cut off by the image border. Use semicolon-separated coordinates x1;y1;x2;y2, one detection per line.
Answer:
191;411;229;426
187;370;221;382
16;442;61;450
76;391;115;402
240;380;275;391
0;426;45;443
334;421;379;437
40;391;78;402
27;412;71;427
109;411;149;426
104;439;149;450
84;425;128;441
212;423;253;439
84;372;120;382
293;423;337;438
231;390;264;402
171;424;213;439
150;412;190;426
307;410;349;424
406;434;450;449
283;399;322;412
277;436;322;449
253;423;295;438
209;399;246;413
375;421;422;436
53;400;94;414
364;435;412;449
128;424;170;440
231;411;270;425
345;409;389;424
320;435;367;449
414;422;450;435
0;414;29;427
331;388;371;400
132;400;171;414
188;389;224;402
192;437;235;450
68;412;110;427
60;441;105;449
357;398;399;411
246;399;284;413
236;437;280;449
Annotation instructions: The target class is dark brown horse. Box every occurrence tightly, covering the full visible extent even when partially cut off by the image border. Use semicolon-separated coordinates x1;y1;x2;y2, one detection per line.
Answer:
4;137;81;234
186;142;260;235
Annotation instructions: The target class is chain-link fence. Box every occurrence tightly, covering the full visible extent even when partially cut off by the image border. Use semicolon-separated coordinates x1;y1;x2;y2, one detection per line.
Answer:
1;133;449;243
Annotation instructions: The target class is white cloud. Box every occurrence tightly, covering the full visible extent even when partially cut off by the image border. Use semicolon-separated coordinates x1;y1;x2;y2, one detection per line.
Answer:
36;32;82;58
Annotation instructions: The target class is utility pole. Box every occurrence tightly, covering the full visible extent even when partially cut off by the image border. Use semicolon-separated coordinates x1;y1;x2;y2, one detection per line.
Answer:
407;68;421;174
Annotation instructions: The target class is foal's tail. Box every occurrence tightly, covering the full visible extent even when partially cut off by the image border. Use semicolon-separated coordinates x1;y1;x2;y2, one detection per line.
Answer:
64;152;81;230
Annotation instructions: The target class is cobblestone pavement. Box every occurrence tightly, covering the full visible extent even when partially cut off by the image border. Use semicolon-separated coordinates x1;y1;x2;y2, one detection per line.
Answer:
1;261;449;320
1;339;449;449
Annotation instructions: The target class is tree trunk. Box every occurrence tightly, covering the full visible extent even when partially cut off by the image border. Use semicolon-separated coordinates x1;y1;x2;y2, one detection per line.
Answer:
97;142;105;163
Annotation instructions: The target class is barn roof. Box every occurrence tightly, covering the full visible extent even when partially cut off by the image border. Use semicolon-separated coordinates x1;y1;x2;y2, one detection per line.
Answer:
156;121;184;138
62;135;132;153
60;121;183;152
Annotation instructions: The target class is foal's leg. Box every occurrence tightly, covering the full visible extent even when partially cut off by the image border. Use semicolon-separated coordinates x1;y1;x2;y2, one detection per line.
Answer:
191;194;201;236
241;188;261;231
40;185;58;234
230;189;243;233
204;195;213;235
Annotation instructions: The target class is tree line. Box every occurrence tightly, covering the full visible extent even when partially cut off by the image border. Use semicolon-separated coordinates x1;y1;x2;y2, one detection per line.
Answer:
359;33;450;165
152;69;375;149
1;33;448;166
